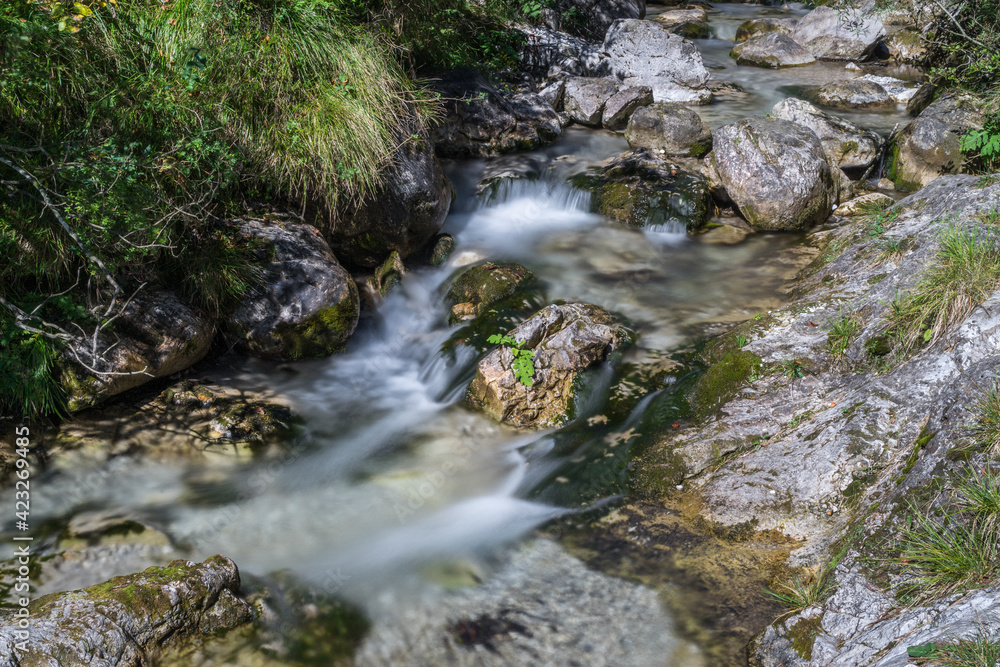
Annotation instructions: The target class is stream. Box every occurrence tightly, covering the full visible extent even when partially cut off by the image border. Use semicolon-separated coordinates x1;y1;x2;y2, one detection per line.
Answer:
0;3;918;665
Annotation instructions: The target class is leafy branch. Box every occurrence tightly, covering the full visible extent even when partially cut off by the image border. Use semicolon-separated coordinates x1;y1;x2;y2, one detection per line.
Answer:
487;333;536;387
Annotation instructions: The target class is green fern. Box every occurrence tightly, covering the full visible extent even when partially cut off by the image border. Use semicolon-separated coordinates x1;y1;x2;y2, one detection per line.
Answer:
487;333;536;387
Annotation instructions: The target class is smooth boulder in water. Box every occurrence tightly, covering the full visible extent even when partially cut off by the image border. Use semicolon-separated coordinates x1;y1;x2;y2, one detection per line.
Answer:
734;17;797;42
468;303;631;428
600;19;712;104
712;116;836;231
730;33;816;68
446;262;535;324
625;102;713;157
652;8;711;39
790;5;885;60
886;93;984;191
814;78;894;109
571;149;711;231
771;97;882;170
230;219;359;361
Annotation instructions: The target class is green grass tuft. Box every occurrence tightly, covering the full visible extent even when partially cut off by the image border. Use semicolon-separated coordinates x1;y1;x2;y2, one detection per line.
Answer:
825;311;862;357
968;381;1000;457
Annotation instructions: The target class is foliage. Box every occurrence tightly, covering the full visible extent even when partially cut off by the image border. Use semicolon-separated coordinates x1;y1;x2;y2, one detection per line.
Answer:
765;553;843;612
967;381;1000;457
825;312;862;356
883;223;1000;359
898;469;1000;603
0;317;66;419
922;634;1000;667
487;333;536;387
781;359;806;379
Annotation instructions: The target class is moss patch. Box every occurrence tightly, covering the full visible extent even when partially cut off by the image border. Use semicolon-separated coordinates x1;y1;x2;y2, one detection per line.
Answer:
690;349;763;417
787;614;823;660
272;285;359;360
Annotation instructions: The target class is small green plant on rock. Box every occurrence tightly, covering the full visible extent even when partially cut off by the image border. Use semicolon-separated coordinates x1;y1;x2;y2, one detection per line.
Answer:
968;380;1000;457
487;333;536;387
765;555;841;612
781;359;806;379
909;632;1000;666
826;312;862;357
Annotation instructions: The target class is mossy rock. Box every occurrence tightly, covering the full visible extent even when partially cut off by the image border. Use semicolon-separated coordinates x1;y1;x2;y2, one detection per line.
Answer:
689;349;763;417
445;262;535;324
269;291;359;360
571;152;711;231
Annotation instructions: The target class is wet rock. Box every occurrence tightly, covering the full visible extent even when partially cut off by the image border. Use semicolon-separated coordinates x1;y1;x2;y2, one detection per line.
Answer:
771;98;882;170
445;262;535;325
734;17;797;42
790;5;885;60
885;27;927;63
429;234;455;266
814;78;893;109
468;303;631;428
600;19;712;104
858;74;919;103
516;25;603;78
625;102;713;157
571;150;711;230
886;94;984;191
731;33;816;68
712;116;836;231
0;556;253;666
60;290;214;412
563;76;621;126
429;68;562;158
652;8;711;39
231;219;359;360
332;127;452;267
364;250;406;304
833;192;894;217
876;176;895;190
48;379;302;463
709;81;750;102
601;85;653;130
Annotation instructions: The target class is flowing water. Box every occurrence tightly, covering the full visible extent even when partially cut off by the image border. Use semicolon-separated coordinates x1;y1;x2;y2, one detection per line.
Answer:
1;3;919;664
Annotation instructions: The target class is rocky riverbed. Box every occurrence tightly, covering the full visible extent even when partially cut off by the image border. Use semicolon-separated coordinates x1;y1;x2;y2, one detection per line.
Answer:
3;0;999;665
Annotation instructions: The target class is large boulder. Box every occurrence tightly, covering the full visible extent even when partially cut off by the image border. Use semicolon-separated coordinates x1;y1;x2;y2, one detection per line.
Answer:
332;128;452;267
712;116;836;231
563;76;622;126
60;290;214;412
885;26;927;63
771;97;882;170
730;33;816;68
652;8;711;39
625;102;713;157
790;5;885;60
516;25;604;77
814;78;893;109
468;303;631;428
734;17;797;42
571;150;711;230
0;556;253;666
886;94;985;191
429;68;562;158
600;19;712;104
231;219;359;361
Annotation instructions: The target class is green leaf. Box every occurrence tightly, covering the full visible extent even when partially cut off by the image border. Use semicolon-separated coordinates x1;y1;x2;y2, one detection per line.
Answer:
906;643;938;658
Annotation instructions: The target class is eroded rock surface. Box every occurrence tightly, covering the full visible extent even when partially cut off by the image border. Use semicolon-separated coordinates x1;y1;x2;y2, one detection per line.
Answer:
771;97;882;170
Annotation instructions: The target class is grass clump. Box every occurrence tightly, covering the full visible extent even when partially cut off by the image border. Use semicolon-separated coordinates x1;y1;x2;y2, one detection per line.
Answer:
967;380;1000;457
897;468;1000;603
826;311;862;356
882;223;1000;359
928;634;1000;666
766;551;844;612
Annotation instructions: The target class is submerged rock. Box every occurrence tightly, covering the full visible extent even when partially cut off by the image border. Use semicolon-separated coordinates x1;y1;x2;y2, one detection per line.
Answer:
0;556;254;666
790;5;885;60
813;78;894;109
429;68;562;158
886;94;984;191
231;219;359;360
771;97;882;170
60;290;214;412
600;19;712;104
446;262;535;324
468;303;631;428
731;33;816;68
712;116;836;231
571;150;711;230
625;102;713;157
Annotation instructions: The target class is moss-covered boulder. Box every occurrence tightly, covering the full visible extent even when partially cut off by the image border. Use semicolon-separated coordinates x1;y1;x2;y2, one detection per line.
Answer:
572;150;711;231
734;17;797;42
364;250;406;304
0;555;254;666
59;289;215;412
445;262;535;324
886;94;984;191
230;218;359;361
652;7;712;39
468;303;632;428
